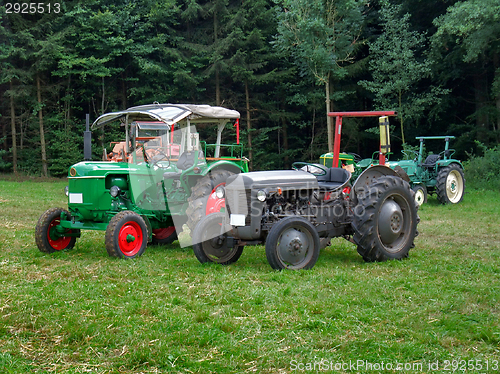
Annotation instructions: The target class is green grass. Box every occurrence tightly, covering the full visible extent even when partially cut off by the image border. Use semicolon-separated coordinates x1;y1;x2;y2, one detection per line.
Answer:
0;178;499;373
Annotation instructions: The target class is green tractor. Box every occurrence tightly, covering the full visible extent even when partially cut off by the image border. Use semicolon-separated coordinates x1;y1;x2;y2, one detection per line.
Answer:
387;136;465;205
35;104;248;258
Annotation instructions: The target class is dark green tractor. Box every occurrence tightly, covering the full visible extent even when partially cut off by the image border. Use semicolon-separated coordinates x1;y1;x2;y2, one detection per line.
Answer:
387;136;465;205
35;104;248;258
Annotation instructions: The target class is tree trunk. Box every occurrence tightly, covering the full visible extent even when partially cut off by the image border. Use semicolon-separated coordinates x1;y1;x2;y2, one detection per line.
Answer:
310;107;316;160
282;116;289;169
121;71;127;109
244;80;253;171
65;75;71;130
214;12;220;106
101;76;106;149
37;74;48;177
398;89;405;144
325;77;333;152
10;80;17;174
494;53;500;133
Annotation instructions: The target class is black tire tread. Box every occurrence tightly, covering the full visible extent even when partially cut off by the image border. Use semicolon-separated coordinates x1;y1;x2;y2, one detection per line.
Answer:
105;210;147;258
353;176;419;262
192;213;243;265
265;216;320;270
435;164;465;204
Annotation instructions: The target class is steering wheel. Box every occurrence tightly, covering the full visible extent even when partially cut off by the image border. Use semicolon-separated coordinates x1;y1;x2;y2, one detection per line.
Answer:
349;153;362;163
292;162;328;176
149;149;171;168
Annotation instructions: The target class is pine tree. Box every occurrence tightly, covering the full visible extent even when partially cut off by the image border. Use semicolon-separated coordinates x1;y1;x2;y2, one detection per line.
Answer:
274;0;366;152
360;2;448;144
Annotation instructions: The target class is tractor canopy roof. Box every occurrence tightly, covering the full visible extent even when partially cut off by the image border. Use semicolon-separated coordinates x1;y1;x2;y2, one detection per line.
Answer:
92;103;240;130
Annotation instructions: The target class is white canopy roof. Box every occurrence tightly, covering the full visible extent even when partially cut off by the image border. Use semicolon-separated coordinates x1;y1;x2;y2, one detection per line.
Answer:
92;103;240;129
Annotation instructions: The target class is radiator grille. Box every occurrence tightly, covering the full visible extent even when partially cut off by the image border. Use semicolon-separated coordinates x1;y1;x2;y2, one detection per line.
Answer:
225;188;252;224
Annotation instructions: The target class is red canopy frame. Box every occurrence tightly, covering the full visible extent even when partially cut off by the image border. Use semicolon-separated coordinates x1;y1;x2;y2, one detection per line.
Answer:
328;111;397;168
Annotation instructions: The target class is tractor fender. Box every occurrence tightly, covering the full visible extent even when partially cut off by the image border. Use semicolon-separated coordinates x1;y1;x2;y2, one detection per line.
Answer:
352;165;405;196
202;160;246;176
436;160;464;169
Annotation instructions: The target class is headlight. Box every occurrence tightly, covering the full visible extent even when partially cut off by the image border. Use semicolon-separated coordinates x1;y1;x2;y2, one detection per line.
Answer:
257;189;267;202
110;185;121;197
64;185;69;196
215;186;225;199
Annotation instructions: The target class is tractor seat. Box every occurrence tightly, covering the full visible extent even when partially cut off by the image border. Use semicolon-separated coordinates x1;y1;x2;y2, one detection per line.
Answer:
421;154;440;168
163;151;203;180
316;167;351;191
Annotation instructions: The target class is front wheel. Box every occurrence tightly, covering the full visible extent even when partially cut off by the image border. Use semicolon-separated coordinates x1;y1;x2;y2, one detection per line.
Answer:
436;164;465;204
192;213;244;265
105;211;148;259
35;207;78;253
353;176;419;262
265;216;320;270
412;184;427;206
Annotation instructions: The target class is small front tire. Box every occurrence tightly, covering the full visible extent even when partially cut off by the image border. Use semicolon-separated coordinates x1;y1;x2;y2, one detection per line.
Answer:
265;216;320;270
105;211;148;259
412;184;427;206
35;207;77;253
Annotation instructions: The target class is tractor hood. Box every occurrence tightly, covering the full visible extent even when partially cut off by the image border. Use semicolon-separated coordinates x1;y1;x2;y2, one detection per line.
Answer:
92;104;240;129
68;161;146;178
226;170;319;191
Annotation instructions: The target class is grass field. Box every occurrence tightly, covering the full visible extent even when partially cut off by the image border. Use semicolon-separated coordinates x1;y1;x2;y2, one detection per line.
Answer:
0;177;499;373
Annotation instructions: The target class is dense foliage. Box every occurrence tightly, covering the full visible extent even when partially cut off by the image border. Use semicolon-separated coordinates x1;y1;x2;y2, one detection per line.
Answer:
1;0;499;176
464;144;500;190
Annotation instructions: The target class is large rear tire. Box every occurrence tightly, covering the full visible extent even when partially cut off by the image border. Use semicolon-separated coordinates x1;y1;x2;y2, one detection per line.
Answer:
436;164;465;204
35;207;78;253
151;227;177;245
192;213;244;265
186;169;236;232
353;176;418;262
265;216;320;270
105;211;147;259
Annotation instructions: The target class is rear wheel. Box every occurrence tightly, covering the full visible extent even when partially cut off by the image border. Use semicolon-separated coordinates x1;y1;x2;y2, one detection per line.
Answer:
353;176;418;262
105;211;147;259
186;169;237;232
151;227;177;245
265;216;320;270
35;207;78;253
192;213;244;265
436;164;465;204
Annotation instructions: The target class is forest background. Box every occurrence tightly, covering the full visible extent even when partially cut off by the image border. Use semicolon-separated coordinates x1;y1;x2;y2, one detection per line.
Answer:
1;0;499;176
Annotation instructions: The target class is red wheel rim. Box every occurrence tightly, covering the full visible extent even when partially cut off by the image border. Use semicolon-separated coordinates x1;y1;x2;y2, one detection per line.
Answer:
206;182;226;215
47;218;72;251
153;226;176;240
118;221;143;257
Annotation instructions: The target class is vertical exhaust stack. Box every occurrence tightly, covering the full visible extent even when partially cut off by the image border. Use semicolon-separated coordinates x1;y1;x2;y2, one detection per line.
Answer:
84;113;92;161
